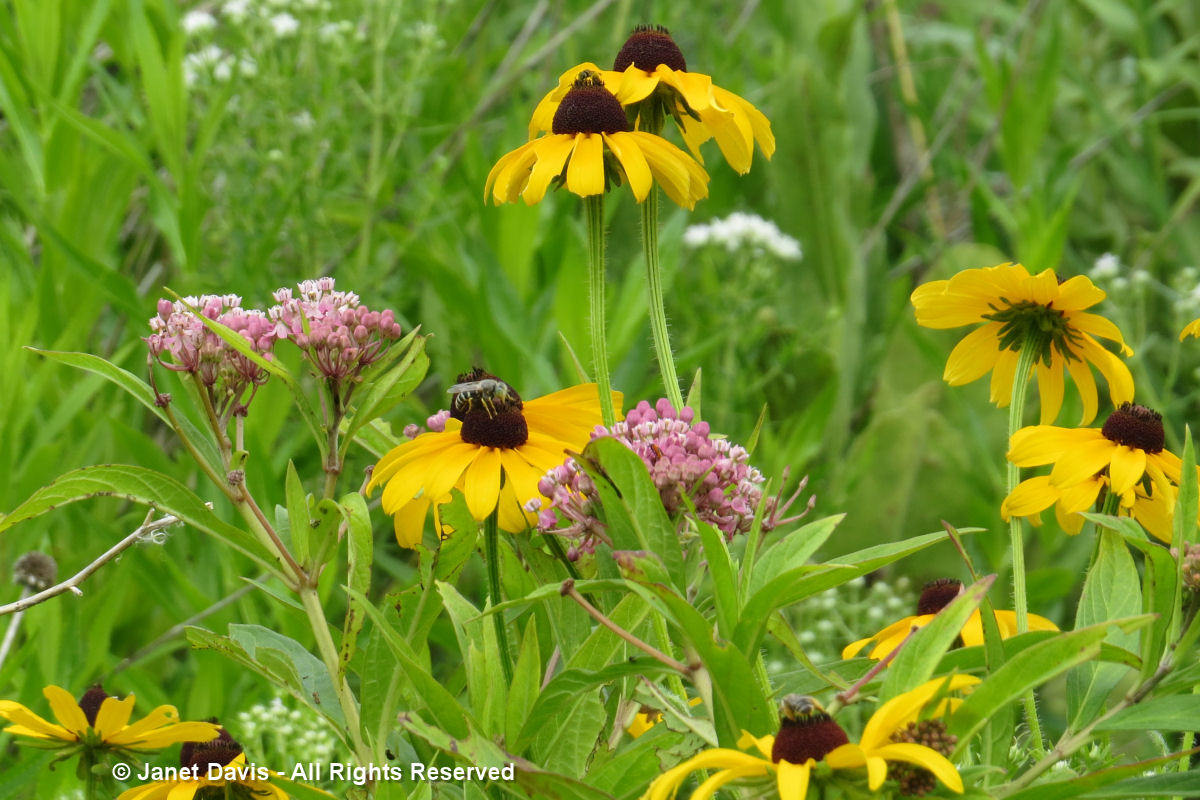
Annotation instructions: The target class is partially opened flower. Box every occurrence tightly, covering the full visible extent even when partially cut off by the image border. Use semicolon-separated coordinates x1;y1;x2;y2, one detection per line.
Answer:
529;26;775;174
0;684;220;755
487;70;709;209
115;728;324;800
843;579;1058;660
642;679;974;799
1001;403;1189;541
910;263;1133;424
368;369;621;547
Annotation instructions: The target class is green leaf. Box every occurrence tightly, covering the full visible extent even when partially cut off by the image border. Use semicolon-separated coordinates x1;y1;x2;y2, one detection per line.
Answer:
0;464;278;574
1003;750;1197;800
733;529;955;655
341;332;428;455
266;775;337;799
1118;525;1181;682
349;587;472;738
577;437;685;591
339;491;373;676
745;514;844;598
284;461;311;566
433;490;478;582
880;574;993;702
438;582;505;734
1067;530;1140;727
696;519;739;639
949;615;1155;752
228;624;346;729
1095;696;1200;731
1079;771;1200;797
505;618;541;750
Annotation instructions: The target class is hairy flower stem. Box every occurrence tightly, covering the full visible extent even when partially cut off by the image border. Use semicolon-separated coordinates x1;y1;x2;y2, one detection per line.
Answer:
585;195;617;427
562;581;691;673
485;510;515;685
642;189;684;410
1007;340;1046;754
299;587;371;766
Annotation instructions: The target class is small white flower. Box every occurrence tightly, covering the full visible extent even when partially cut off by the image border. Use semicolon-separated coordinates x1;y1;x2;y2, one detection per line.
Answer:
682;223;712;249
222;0;252;22
1131;268;1151;287
269;12;299;37
182;10;217;35
1090;252;1121;280
292;110;315;131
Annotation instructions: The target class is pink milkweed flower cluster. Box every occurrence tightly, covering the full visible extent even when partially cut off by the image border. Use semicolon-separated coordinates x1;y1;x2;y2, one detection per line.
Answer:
145;294;277;415
268;278;403;382
535;399;810;557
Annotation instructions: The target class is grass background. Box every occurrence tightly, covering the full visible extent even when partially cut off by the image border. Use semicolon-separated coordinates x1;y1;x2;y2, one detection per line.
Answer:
0;0;1198;791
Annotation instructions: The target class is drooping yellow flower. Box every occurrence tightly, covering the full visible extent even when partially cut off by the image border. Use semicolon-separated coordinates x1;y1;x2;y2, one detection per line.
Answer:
368;370;621;548
910;263;1133;424
642;678;975;800
487;70;708;209
843;579;1058;660
1001;403;1190;541
0;684;220;754
529;26;775;174
116;729;329;799
1180;318;1200;340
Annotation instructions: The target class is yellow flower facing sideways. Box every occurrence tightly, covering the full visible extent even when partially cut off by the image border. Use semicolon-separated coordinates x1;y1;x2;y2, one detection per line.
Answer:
911;263;1133;425
0;684;220;755
487;70;709;209
1002;403;1195;540
369;370;620;547
528;26;774;175
844;579;1058;661
642;676;978;800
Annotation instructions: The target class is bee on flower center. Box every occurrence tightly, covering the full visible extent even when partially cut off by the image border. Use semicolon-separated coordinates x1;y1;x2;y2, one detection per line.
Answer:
448;375;519;419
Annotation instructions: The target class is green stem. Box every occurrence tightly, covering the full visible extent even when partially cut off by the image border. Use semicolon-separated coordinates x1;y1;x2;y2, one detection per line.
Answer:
650;610;690;706
484;510;515;684
299;587;371;766
641;188;684;410
1006;340;1045;755
585;194;616;427
1006;341;1038;634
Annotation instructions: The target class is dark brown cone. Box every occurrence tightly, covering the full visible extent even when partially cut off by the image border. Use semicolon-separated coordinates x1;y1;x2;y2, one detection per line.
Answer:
613;25;687;72
1101;402;1165;453
770;695;849;764
917;578;963;615
77;685;110;727
552;71;631;135
181;726;243;770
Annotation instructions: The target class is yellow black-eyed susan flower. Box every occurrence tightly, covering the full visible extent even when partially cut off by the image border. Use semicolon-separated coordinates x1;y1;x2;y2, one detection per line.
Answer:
911;263;1133;425
487;70;708;209
641;677;976;799
529;26;775;175
368;369;621;548
843;579;1058;661
1001;403;1192;541
0;685;220;756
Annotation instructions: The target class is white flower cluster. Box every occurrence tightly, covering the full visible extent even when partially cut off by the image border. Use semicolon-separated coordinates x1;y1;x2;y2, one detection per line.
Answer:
768;575;911;669
183;44;257;86
682;211;802;261
235;696;336;767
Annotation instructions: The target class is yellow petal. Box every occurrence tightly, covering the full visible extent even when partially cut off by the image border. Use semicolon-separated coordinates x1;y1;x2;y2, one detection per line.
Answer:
1008;426;1100;467
989;348;1018;407
631;131;707;209
1002;475;1059;519
614;64;661;104
93;695;136;741
564;133;605;197
775;759;812;800
1036;358;1065;424
463;446;503;521
1076;336;1134;407
692;766;766;799
523;134;577;205
1056;475;1105;514
1048;436;1118;488
1181;318;1200;341
943;324;1002;386
44;685;89;736
869;743;964;793
1107;444;1147;495
737;730;776;760
1069;311;1130;353
392;497;431;549
0;699;75;741
1064;350;1100;425
1055;275;1106;310
715;86;775;159
603;132;652;202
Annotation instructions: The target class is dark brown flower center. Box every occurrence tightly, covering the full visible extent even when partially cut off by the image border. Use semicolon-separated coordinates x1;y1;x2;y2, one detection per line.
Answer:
917;578;963;615
181;726;243;771
1101;402;1165;453
551;71;631;136
78;685;110;727
450;368;528;449
771;695;849;764
613;24;687;72
889;719;957;796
